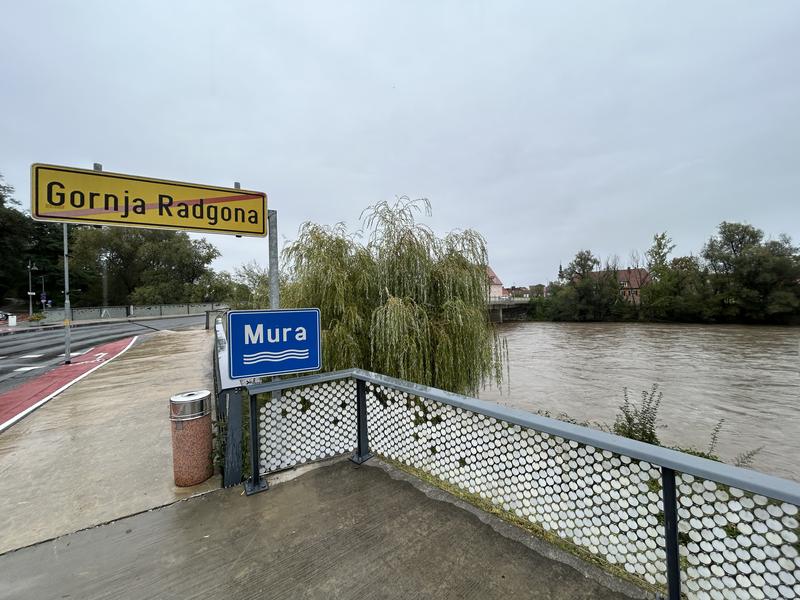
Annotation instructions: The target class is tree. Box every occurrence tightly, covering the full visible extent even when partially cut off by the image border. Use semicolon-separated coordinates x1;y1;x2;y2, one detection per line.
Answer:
640;255;711;322
646;232;675;282
548;251;623;321
702;222;800;323
1;174;66;308
281;197;502;395
0;175;31;302
71;227;221;305
188;270;238;303
702;222;763;275
228;260;271;308
561;250;599;281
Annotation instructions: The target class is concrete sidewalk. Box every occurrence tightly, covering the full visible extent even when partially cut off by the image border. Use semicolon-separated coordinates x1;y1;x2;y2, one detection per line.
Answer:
0;329;219;555
0;460;641;600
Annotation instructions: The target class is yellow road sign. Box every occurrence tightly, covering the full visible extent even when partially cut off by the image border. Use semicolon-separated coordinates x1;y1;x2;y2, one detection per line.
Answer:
31;163;267;237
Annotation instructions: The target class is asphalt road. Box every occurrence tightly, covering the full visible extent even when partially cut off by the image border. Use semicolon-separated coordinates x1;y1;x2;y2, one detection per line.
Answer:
0;316;205;394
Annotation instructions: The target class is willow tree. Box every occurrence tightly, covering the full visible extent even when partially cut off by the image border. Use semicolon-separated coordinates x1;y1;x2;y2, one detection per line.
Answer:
282;197;503;395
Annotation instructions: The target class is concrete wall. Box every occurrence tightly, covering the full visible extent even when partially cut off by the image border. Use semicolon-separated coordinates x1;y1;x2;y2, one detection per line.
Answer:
43;303;224;324
73;307;127;320
158;304;191;316
42;309;66;324
130;305;161;317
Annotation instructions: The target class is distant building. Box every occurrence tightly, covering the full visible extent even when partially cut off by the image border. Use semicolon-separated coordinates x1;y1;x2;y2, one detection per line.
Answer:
487;267;506;299
588;268;650;303
507;286;530;299
529;284;547;298
617;268;649;303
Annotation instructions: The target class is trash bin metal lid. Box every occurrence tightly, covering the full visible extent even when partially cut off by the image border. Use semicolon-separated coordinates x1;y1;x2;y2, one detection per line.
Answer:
170;390;211;421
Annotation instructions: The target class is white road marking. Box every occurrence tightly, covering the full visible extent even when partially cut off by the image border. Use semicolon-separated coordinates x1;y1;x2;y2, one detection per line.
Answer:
20;354;44;359
91;352;108;363
13;366;43;372
59;348;91;357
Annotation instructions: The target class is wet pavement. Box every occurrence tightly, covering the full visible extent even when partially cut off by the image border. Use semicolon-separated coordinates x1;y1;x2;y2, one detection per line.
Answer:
0;329;218;555
0;314;205;392
0;460;641;600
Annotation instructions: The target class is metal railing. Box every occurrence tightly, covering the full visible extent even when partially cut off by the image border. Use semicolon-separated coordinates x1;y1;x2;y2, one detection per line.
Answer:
240;368;800;600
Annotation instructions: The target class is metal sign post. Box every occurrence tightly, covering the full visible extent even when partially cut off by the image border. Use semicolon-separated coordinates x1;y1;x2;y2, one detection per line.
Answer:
63;221;71;364
268;210;279;309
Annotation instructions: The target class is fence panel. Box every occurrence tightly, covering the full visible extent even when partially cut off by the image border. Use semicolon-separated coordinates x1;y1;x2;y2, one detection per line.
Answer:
676;472;799;599
258;380;357;474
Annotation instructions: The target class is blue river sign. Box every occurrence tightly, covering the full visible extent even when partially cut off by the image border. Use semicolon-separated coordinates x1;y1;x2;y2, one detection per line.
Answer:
228;308;321;379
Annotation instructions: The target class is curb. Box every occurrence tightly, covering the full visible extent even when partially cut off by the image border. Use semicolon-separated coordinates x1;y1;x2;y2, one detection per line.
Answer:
0;313;204;337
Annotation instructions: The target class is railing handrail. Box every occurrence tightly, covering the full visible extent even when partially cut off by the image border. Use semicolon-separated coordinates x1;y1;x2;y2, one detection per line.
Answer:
246;368;800;505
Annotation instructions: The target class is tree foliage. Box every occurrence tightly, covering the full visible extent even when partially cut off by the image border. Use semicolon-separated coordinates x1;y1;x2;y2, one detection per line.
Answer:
645;232;676;282
0;176;30;302
71;227;221;305
532;222;800;325
281;197;503;395
700;223;800;322
0;174;66;308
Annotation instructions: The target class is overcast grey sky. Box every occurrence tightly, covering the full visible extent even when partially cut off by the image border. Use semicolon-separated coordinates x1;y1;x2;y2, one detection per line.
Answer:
2;1;798;286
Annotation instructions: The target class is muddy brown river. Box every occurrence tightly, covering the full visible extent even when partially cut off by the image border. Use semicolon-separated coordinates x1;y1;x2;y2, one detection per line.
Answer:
480;322;800;482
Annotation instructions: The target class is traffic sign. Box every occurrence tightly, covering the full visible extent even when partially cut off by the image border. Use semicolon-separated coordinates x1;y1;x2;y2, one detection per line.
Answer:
228;309;321;379
31;163;267;237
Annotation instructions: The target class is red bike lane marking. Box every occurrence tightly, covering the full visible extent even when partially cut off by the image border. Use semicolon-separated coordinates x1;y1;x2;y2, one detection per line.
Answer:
0;336;138;432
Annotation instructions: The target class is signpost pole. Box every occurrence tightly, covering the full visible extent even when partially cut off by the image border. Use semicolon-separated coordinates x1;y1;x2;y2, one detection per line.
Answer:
27;260;34;316
63;222;71;364
63;161;103;363
268;210;279;309
268;209;282;427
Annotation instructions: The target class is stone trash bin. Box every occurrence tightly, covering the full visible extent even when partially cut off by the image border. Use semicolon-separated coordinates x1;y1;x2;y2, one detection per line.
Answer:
169;390;213;487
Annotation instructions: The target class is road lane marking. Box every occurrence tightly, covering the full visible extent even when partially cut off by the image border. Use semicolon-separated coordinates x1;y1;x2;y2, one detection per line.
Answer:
59;348;91;357
20;354;45;359
13;367;43;372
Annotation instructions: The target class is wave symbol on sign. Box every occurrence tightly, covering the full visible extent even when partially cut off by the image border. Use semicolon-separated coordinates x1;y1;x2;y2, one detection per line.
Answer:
242;349;310;364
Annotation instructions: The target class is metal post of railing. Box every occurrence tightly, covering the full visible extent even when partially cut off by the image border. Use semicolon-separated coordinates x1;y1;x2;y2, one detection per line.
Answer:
350;378;373;464
244;391;268;495
661;466;681;600
221;388;242;487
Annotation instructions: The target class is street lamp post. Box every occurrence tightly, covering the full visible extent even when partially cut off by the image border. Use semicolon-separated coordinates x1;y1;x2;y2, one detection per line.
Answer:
27;260;38;316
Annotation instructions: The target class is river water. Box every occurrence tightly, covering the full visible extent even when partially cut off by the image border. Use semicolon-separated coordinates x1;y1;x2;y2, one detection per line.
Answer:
480;322;800;482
